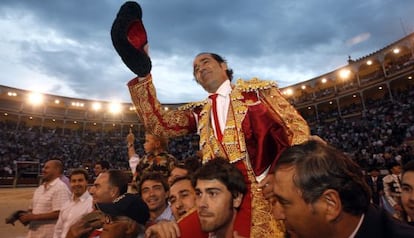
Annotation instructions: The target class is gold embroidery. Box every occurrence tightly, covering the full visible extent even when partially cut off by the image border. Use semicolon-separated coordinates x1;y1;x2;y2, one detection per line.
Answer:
246;164;285;238
235;78;278;91
178;101;206;111
259;85;310;145
128;75;194;137
199;89;248;164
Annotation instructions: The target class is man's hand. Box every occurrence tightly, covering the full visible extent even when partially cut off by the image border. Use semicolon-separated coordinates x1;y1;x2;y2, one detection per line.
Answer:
18;213;34;225
258;174;274;200
5;210;28;226
127;128;135;144
145;220;181;238
65;219;94;238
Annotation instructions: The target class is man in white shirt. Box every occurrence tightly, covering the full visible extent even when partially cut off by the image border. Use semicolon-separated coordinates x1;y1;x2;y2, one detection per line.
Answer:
19;159;71;238
53;168;93;238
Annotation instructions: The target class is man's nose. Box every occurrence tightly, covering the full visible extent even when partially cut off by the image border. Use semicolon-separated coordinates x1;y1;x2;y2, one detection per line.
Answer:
175;199;183;209
197;194;208;208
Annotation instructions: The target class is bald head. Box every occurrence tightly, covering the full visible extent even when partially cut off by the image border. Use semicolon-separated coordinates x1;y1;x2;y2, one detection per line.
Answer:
42;159;64;182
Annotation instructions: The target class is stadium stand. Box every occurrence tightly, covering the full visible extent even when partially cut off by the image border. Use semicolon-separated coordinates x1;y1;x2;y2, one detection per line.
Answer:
1;32;413;186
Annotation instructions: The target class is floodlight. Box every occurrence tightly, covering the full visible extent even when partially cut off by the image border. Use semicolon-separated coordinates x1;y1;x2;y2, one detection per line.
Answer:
109;102;122;114
28;92;44;105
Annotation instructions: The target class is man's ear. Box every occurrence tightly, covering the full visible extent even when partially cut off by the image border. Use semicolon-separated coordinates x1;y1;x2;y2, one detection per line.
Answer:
125;220;139;236
110;186;119;198
155;140;162;149
320;189;342;222
233;192;243;209
220;62;228;71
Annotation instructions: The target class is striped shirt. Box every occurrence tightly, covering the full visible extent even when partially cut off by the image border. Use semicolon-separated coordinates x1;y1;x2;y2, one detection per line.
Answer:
28;177;71;238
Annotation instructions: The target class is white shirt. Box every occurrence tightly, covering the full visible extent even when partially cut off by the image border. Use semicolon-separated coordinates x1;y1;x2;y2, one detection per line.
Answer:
382;173;402;206
53;191;93;238
28;177;71;238
129;154;140;174
209;80;231;137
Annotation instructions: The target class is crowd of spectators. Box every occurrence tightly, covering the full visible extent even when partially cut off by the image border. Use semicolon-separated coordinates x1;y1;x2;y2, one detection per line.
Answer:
0;121;200;179
314;86;414;170
0;86;413;180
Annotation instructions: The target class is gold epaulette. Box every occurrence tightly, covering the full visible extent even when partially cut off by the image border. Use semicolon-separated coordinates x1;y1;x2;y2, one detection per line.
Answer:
235;78;278;92
178;100;207;111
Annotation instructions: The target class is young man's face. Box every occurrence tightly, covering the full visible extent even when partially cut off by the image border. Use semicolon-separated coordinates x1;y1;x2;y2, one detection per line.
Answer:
272;165;328;238
193;53;228;93
70;173;88;198
169;179;196;220
391;165;402;175
370;170;380;177
401;170;414;220
94;164;104;176
195;179;240;235
140;180;168;214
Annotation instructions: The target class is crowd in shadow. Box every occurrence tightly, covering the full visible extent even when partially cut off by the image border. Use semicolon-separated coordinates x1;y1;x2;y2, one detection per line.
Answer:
1;87;413;178
314;87;414;170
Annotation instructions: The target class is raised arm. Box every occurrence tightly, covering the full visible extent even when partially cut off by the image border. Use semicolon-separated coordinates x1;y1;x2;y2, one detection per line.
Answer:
111;1;197;137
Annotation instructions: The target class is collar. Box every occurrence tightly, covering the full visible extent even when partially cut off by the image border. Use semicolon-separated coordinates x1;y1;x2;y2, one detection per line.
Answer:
210;80;231;97
349;214;365;238
73;190;91;202
155;205;174;222
43;177;60;189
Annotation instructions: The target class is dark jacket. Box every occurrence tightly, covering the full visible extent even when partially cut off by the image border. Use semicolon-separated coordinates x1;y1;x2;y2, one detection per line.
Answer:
355;205;414;238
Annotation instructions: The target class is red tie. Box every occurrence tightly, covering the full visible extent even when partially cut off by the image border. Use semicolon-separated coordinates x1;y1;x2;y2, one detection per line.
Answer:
209;94;223;142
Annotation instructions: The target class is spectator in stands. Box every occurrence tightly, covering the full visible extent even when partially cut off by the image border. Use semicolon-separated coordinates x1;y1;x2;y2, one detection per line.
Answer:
401;160;414;226
19;159;71;238
53;168;93;238
365;167;384;206
94;160;110;178
127;129;176;184
271;140;414;237
383;161;403;219
138;172;174;224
